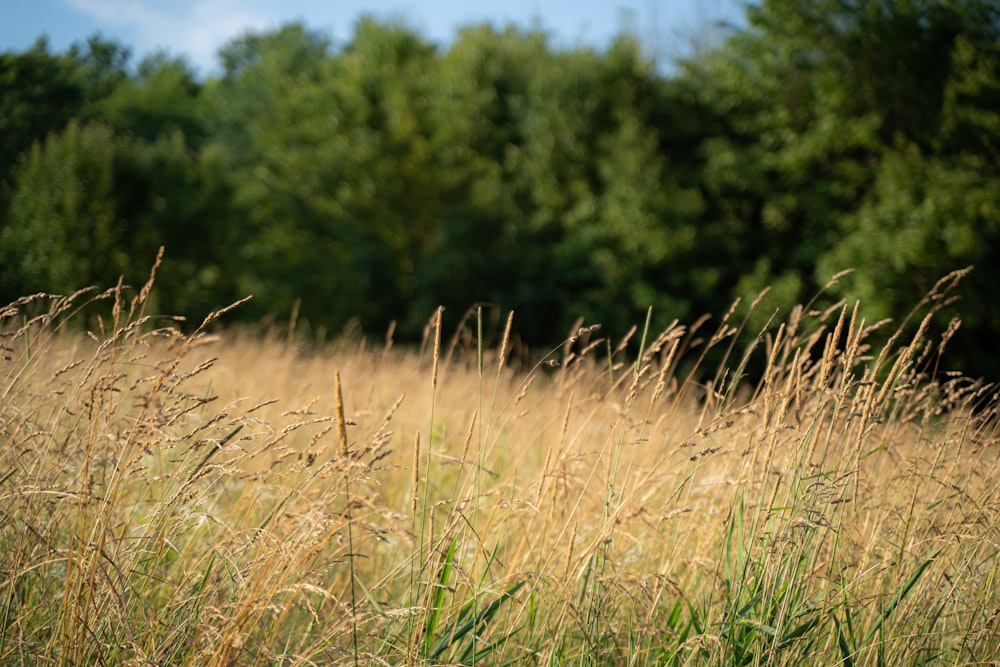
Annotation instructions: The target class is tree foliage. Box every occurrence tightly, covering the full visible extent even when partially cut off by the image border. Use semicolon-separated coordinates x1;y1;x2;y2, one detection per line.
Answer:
2;2;999;377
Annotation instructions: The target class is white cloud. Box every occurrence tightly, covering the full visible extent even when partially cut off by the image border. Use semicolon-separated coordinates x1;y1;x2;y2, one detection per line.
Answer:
64;0;279;72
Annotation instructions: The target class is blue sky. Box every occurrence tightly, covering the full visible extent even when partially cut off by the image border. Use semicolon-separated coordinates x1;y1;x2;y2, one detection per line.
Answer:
2;0;745;76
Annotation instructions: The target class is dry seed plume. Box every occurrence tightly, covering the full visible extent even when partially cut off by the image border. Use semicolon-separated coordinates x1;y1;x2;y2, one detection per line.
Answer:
335;370;349;456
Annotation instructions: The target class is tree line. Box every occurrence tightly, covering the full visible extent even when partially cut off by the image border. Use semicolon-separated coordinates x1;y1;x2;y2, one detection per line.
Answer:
2;0;999;378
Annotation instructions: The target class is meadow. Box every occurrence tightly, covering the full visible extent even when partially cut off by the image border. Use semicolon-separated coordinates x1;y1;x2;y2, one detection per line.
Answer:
2;263;998;665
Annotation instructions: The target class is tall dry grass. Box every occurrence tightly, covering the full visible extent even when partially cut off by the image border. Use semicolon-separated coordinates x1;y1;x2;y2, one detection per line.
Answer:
1;263;998;665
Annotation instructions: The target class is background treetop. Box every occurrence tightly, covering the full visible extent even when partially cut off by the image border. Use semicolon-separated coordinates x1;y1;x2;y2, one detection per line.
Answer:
2;0;998;378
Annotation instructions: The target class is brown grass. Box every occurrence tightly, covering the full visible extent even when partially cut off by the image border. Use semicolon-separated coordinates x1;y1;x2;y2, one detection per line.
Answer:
1;267;998;665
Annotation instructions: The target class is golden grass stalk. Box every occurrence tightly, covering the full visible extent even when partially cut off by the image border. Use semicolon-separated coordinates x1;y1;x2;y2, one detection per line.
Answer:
2;271;998;666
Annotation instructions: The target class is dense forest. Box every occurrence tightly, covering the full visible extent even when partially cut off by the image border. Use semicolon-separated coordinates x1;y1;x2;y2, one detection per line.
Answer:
2;0;999;378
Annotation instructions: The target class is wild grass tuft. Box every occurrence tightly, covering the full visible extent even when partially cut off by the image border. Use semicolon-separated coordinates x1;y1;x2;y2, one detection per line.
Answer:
1;266;998;665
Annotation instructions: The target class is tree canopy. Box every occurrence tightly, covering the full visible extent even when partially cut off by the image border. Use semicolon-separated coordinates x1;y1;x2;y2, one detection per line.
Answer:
2;0;999;378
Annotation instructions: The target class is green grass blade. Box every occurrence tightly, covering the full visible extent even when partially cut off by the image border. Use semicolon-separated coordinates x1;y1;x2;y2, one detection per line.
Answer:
0;468;17;487
424;537;458;656
861;550;940;647
186;425;243;483
432;580;525;660
193;551;216;602
462;626;521;665
779;615;820;645
735;592;763;619
832;612;855;667
687;599;705;636
472;580;526;629
843;595;857;651
354;574;388;620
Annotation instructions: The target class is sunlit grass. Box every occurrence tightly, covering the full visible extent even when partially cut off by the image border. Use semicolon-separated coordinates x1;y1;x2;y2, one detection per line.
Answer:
1;265;998;665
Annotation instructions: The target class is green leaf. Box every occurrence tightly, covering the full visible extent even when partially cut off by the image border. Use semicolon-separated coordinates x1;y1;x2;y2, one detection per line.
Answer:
861;551;940;647
423;537;458;657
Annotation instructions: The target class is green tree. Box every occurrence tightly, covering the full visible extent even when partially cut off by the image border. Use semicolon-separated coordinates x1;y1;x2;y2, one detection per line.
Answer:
204;20;442;333
675;0;1000;376
416;26;705;342
2;121;139;296
1;120;234;319
5;7;1000;379
1;35;137;299
92;53;205;145
0;38;85;211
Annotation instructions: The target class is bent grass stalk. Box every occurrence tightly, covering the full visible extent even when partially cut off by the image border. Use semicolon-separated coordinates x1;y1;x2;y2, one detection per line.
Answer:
334;370;358;666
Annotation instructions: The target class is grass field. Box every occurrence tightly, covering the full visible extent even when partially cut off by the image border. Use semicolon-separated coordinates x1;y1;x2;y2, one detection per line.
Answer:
2;265;998;665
